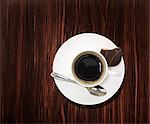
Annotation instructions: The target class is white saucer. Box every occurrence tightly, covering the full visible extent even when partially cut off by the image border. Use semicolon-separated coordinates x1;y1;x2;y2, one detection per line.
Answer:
52;33;125;105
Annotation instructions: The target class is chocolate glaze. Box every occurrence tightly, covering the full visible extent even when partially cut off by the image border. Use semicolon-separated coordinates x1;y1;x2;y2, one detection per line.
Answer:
101;47;122;66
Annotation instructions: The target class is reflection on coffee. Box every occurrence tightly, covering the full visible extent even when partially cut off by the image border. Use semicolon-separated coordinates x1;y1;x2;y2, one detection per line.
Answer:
74;54;102;81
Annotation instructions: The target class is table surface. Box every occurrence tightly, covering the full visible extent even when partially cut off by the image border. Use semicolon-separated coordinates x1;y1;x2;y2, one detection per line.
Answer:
0;0;149;123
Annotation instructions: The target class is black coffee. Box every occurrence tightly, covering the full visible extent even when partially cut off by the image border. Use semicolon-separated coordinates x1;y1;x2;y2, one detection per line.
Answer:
75;54;102;81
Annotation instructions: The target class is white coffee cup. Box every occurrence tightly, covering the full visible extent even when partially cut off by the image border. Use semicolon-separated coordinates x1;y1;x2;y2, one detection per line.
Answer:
72;51;117;87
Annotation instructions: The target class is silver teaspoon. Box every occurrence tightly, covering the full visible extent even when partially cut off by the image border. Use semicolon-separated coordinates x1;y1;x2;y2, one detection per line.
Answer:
51;72;107;96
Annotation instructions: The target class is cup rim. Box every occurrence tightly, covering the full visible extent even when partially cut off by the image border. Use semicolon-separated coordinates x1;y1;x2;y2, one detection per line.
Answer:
72;51;108;87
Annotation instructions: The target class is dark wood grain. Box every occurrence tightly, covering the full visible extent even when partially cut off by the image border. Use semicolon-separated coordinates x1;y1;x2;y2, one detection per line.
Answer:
0;0;149;123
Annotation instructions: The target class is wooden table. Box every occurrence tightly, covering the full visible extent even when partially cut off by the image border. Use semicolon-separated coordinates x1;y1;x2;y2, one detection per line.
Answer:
1;0;149;123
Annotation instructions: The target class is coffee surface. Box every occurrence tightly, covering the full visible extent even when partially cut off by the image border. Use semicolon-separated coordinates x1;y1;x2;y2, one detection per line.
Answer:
75;54;101;81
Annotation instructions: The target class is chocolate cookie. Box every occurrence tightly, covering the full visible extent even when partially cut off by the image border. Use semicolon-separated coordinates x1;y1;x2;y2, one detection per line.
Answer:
100;47;122;66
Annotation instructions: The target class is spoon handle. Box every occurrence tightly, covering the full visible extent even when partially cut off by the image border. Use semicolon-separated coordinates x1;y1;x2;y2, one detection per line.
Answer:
51;72;77;84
